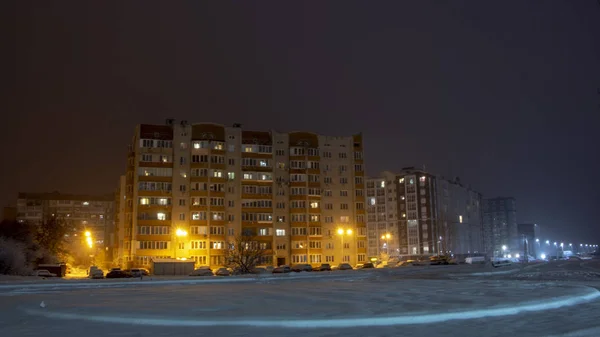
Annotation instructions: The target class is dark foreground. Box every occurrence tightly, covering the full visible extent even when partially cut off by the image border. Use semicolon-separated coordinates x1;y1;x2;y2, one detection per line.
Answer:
1;260;600;337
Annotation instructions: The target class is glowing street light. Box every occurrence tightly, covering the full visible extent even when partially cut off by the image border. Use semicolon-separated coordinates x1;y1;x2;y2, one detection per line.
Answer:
174;229;188;259
381;233;391;255
337;228;353;263
85;231;91;237
545;240;550;245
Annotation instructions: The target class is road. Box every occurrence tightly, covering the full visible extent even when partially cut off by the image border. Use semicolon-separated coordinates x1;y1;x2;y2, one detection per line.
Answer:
1;260;600;337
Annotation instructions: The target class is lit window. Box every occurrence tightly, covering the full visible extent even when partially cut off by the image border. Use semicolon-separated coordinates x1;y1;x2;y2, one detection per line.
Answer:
244;146;253;153
409;179;414;184
157;213;166;221
402;213;406;218
192;213;200;220
459;215;463;223
193;143;200;149
399;178;404;183
181;171;187;178
259;160;267;167
83;201;89;206
310;201;319;208
243;173;252;180
140;198;149;205
420;176;426;182
276;229;286;236
369;198;376;205
380;181;385;188
228;172;235;180
158;198;168;205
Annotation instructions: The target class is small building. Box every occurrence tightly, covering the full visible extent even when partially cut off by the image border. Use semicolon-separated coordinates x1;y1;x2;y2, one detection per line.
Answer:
151;258;195;275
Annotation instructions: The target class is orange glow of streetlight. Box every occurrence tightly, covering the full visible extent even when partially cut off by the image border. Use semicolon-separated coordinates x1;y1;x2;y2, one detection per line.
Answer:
84;231;91;237
176;229;188;237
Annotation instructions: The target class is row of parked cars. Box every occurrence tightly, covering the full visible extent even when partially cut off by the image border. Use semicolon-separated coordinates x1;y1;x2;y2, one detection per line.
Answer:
88;267;150;279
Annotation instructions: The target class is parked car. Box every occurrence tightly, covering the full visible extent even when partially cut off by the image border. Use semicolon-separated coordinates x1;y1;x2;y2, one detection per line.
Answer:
361;262;375;269
214;268;230;276
106;270;132;278
430;255;451;265
337;263;353;270
189;266;213;276
89;266;104;279
272;265;291;273
34;269;57;277
128;268;150;277
291;264;313;272
313;263;332;271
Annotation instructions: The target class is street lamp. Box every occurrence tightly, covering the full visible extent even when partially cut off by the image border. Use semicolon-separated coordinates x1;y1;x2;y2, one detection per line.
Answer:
502;245;507;258
174;229;188;259
337;228;352;264
381;233;391;256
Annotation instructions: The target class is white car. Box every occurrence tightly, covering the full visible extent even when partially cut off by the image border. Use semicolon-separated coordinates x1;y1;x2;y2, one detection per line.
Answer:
34;270;57;277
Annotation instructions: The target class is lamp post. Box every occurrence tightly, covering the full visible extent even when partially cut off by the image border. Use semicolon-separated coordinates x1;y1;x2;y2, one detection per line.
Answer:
381;233;391;256
337;228;352;264
84;231;94;266
174;229;188;259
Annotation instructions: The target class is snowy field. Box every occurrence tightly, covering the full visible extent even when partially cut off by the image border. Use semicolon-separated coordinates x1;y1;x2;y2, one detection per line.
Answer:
2;260;600;337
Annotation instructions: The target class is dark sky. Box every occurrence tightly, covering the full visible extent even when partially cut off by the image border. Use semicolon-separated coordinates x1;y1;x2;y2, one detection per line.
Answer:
2;1;599;245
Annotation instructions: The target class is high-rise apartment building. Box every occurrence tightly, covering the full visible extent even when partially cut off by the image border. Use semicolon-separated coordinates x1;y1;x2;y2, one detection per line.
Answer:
367;169;483;260
436;178;483;256
16;192;114;246
118;120;367;269
483;197;518;257
366;168;438;258
517;223;540;258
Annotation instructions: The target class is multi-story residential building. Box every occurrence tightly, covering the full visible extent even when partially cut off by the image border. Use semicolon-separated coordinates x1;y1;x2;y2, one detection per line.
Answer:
517;223;540;258
436;177;483;257
119;120;367;269
483;197;518;257
16;192;114;246
2;206;17;221
367;169;483;260
366;167;439;258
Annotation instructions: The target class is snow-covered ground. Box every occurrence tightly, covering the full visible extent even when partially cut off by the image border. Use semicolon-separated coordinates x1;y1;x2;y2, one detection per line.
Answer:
1;260;600;337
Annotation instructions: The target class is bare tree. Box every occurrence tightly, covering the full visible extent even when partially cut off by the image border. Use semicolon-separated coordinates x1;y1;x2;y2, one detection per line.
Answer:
225;233;271;274
35;215;72;263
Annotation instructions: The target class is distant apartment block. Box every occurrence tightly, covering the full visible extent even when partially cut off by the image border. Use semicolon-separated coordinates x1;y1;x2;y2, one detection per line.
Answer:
483;197;519;257
517;223;540;258
367;168;483;259
436;177;483;256
116;120;367;269
366;168;439;258
2;206;17;221
16;192;114;247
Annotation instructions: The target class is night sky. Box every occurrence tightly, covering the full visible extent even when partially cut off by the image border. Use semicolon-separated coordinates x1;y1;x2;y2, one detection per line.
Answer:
3;1;599;245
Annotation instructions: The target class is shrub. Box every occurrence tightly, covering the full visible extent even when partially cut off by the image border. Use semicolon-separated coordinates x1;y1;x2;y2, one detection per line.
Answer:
0;237;32;275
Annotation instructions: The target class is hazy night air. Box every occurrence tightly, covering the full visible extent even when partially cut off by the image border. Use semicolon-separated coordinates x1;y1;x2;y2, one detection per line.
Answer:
2;1;599;244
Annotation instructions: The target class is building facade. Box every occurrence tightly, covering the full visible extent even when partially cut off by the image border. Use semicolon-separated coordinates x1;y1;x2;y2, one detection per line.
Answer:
366;168;439;259
436;178;483;257
16;192;114;247
2;206;17;221
119;120;367;269
483;197;518;257
517;223;540;258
